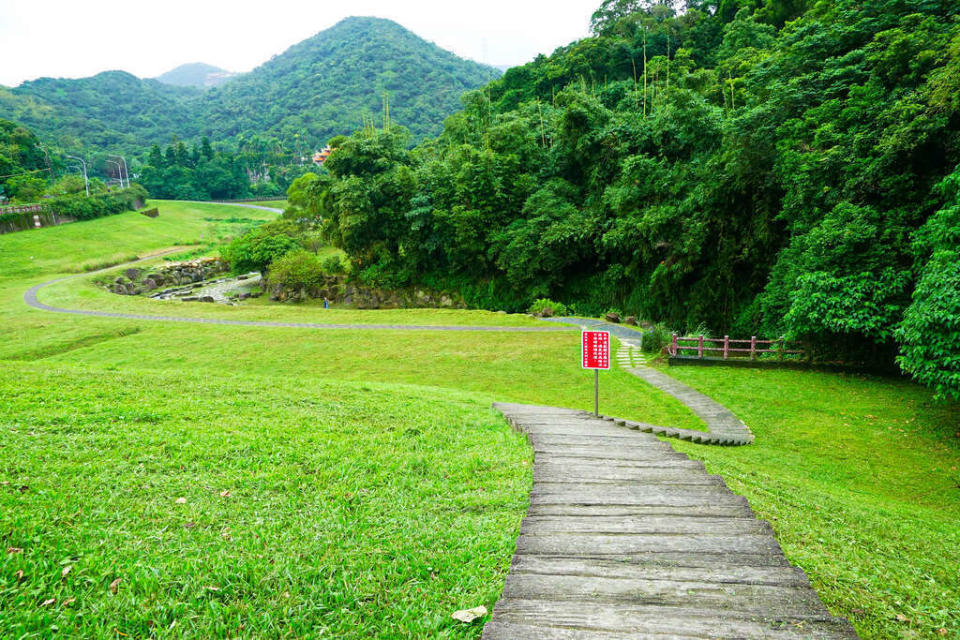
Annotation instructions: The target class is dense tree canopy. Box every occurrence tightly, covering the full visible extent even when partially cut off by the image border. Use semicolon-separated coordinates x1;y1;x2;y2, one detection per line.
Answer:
307;0;960;396
0;118;47;202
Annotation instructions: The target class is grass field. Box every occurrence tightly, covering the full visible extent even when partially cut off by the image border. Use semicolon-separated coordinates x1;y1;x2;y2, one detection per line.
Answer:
1;200;958;638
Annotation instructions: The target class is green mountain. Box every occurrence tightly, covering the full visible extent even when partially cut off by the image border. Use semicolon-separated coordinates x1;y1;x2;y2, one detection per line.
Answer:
0;17;500;159
195;17;501;146
156;63;239;88
0;71;200;154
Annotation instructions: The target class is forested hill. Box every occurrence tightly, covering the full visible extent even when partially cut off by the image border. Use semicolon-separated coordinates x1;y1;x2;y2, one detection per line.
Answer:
155;63;239;88
195;17;501;145
306;0;960;398
0;72;200;154
0;17;500;158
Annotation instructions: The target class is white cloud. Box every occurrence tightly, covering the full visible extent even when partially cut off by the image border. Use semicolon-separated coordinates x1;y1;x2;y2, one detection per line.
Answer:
0;0;599;86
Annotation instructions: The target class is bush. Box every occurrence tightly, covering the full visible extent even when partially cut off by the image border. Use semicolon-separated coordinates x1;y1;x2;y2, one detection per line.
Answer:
528;298;569;317
642;323;674;354
45;184;148;221
321;254;346;274
222;219;302;273
267;250;326;292
897;249;960;401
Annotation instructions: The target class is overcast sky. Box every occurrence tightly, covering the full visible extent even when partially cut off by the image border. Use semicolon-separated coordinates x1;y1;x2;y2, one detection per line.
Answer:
0;0;600;87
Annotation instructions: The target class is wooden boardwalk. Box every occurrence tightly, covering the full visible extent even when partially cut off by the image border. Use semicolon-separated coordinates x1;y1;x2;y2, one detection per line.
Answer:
483;404;858;639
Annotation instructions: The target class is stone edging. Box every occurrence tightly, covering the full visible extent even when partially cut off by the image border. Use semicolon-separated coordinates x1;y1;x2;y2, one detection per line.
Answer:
543;317;755;446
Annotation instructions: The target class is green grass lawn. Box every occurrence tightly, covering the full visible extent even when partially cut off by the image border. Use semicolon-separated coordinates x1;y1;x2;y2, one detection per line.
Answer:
0;362;530;638
1;201;958;638
662;365;960;639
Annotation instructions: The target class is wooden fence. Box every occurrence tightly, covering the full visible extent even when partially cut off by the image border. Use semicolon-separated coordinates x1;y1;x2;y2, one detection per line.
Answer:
669;334;808;361
0;204;45;216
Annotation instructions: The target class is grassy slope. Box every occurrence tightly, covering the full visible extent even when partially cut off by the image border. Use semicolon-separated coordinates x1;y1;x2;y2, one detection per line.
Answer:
666;365;960;639
0;363;529;638
1;201;958;638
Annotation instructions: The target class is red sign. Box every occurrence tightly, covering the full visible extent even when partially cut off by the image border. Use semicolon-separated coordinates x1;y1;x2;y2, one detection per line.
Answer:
582;331;610;370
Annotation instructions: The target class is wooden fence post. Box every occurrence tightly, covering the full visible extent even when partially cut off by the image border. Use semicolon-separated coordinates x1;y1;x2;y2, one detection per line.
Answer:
697;335;704;359
671;333;678;357
750;336;756;360
723;335;729;359
778;336;785;361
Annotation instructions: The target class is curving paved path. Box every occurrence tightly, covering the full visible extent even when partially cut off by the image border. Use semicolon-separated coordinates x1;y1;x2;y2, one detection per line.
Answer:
484;404;858;639
544;317;754;445
22;254;571;334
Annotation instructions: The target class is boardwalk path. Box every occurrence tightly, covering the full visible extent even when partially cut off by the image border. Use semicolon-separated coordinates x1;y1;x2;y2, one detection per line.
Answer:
484;404;858;639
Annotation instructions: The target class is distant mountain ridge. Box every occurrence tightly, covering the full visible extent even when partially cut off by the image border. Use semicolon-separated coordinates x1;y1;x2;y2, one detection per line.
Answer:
0;17;501;158
195;16;501;146
156;63;239;88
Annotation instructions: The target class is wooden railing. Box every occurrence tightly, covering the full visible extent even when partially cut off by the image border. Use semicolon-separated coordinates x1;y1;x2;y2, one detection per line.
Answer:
0;204;45;216
669;334;807;361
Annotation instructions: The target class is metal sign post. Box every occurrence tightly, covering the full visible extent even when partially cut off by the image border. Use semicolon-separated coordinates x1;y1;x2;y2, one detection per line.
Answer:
581;331;610;416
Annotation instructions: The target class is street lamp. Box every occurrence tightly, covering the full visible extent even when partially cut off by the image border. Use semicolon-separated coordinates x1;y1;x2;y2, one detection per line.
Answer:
110;155;129;188
65;155;89;196
106;160;123;189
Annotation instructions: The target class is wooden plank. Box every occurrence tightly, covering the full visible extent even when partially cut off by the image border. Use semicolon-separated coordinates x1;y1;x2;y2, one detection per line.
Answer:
519;515;772;535
508;556;810;586
514;533;784;556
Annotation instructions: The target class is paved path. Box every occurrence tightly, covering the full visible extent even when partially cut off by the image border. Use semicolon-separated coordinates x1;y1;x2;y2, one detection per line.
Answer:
483;403;858;639
545;318;754;445
22;257;572;333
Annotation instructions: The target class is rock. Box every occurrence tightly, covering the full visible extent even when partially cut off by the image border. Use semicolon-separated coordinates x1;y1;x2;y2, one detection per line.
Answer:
249;292;261;298
199;296;215;303
114;277;125;285
624;315;638;326
496;310;507;314
605;312;621;323
182;296;199;302
192;283;203;289
451;606;488;623
237;293;250;300
440;295;453;308
237;275;248;281
540;307;554;318
124;268;141;280
143;279;157;292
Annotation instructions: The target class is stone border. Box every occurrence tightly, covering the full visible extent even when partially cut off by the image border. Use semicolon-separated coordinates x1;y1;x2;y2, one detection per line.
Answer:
544;318;755;446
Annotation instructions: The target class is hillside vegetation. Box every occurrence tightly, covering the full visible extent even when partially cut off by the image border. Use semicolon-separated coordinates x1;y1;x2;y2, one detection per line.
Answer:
0;17;499;159
304;0;960;397
155;62;239;88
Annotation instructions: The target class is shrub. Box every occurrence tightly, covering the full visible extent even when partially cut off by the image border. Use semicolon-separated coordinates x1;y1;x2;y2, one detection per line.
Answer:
321;254;346;274
267;250;326;292
222;219;302;273
45;184;148;221
528;298;569;317
897;249;960;401
642;323;674;354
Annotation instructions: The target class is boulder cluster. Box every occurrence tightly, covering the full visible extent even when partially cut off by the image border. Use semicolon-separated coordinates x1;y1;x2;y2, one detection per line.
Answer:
265;275;466;310
106;258;228;296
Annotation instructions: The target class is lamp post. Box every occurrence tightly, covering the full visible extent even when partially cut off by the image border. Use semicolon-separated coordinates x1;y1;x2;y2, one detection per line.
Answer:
106;160;123;189
110;155;129;188
65;155;89;196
